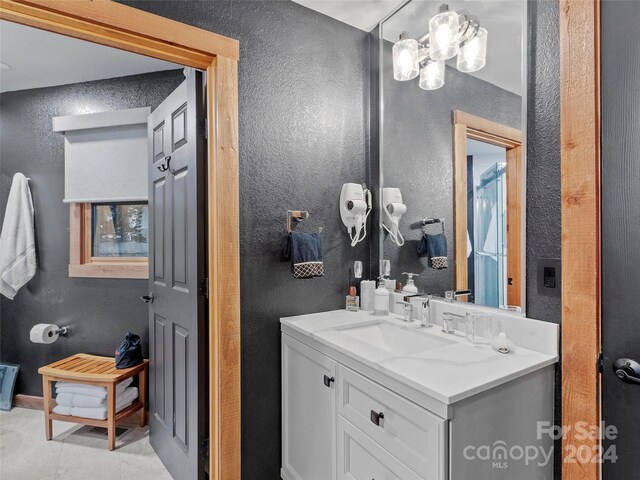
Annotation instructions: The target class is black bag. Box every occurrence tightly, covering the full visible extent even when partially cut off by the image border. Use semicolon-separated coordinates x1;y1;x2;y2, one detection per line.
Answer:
115;331;143;369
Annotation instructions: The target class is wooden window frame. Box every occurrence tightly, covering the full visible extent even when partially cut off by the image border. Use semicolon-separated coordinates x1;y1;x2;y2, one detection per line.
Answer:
453;110;524;307
0;1;241;477
69;202;149;279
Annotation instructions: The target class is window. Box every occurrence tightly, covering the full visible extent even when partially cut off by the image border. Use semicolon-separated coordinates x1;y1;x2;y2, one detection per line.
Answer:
91;203;149;257
69;202;149;279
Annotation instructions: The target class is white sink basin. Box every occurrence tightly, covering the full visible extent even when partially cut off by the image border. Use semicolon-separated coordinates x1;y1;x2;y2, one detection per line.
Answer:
336;321;454;356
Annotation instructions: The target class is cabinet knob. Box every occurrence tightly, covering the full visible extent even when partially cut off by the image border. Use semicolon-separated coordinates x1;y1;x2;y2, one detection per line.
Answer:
323;375;335;388
370;410;384;427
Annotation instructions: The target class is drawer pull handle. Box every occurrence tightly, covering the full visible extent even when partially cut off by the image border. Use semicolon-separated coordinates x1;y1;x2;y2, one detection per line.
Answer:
323;375;335;388
370;410;384;427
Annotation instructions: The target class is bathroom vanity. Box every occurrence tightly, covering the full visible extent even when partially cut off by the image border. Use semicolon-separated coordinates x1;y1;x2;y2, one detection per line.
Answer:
281;302;558;480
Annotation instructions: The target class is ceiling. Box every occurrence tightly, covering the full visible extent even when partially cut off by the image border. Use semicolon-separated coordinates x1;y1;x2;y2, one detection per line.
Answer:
294;0;402;31
294;0;524;95
0;20;181;93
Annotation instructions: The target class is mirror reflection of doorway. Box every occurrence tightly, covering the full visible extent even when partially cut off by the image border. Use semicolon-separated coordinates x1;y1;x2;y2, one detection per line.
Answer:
453;110;523;310
466;139;508;307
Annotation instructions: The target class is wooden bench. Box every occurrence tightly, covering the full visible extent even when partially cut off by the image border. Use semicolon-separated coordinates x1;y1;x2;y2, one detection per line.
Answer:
38;353;149;450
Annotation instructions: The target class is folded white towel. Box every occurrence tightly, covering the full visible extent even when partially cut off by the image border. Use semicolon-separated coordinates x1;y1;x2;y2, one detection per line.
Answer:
55;392;104;408
55;377;133;399
55;386;138;408
0;173;36;300
53;402;132;420
53;386;139;420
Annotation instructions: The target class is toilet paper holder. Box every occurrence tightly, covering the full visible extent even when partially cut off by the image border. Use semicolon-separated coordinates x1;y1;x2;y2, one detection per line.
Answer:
55;326;69;336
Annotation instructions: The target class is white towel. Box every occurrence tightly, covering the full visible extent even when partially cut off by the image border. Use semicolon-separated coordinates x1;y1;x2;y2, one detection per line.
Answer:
55;392;104;408
53;402;132;420
56;386;138;408
0;173;36;299
55;377;133;399
53;386;139;420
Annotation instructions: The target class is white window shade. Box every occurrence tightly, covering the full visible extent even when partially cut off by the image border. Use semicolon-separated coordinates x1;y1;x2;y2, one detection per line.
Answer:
53;107;151;203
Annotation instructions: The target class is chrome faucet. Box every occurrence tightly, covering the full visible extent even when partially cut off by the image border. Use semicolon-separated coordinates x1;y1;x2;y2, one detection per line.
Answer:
442;312;465;334
420;295;434;328
402;293;434;328
445;289;472;302
396;301;414;322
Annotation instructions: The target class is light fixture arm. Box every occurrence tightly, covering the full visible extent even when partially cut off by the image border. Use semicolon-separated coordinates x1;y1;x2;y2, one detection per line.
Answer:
456;11;481;47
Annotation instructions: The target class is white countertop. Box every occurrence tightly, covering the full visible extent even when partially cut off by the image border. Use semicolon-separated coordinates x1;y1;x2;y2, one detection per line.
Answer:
281;309;558;406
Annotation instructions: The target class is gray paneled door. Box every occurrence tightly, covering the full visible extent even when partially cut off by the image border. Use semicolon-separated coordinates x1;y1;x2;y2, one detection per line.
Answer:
602;1;640;478
147;71;207;480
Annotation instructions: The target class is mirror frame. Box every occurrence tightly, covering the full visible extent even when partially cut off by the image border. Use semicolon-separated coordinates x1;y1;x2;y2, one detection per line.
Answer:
0;1;241;477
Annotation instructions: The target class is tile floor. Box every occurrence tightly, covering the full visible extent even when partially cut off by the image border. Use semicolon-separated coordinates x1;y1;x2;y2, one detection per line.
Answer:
0;407;172;480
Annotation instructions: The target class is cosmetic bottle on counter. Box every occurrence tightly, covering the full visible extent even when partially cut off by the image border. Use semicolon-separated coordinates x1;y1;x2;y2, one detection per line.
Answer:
346;286;359;312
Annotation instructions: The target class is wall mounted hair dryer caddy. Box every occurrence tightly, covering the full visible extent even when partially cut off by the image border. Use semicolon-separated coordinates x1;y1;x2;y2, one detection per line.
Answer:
340;183;372;246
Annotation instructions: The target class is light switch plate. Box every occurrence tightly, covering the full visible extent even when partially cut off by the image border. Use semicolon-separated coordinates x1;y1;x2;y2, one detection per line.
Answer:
537;258;561;297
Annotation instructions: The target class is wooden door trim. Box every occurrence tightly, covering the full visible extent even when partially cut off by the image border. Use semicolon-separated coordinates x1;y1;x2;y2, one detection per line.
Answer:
0;1;241;478
453;111;524;307
560;1;601;479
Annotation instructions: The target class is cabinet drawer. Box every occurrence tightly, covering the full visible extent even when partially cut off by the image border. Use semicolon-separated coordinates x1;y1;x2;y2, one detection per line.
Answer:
337;365;446;480
338;416;422;480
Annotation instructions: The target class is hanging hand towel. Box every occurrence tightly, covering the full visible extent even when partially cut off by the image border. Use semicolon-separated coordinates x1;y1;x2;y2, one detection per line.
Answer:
417;233;448;270
284;231;324;278
0;173;36;299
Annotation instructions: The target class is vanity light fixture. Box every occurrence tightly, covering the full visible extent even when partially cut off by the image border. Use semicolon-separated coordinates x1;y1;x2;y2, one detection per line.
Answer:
391;3;486;91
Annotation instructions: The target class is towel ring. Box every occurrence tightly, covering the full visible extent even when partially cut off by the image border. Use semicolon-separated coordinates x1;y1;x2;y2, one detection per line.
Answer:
422;217;445;235
287;210;322;234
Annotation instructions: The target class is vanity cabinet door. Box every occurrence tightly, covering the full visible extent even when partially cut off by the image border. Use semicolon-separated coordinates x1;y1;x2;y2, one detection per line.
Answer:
282;334;337;480
337;416;422;480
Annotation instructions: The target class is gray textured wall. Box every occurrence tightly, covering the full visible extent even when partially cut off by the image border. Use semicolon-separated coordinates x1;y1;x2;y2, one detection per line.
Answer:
526;0;561;324
379;39;522;295
120;2;371;478
0;70;184;396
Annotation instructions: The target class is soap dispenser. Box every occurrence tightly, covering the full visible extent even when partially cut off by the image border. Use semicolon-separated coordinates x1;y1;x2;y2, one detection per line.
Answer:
402;273;419;294
374;277;390;316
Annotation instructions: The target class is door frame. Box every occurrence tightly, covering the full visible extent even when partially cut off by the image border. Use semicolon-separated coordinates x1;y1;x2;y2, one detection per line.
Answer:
453;110;524;307
559;0;601;479
0;1;241;478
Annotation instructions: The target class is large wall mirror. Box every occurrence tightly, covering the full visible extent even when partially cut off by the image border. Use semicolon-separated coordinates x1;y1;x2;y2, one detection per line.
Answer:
378;0;526;312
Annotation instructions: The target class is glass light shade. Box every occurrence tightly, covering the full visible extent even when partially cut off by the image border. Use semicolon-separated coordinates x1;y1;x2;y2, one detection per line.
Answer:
419;60;445;90
429;11;460;61
392;38;419;81
457;27;488;72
